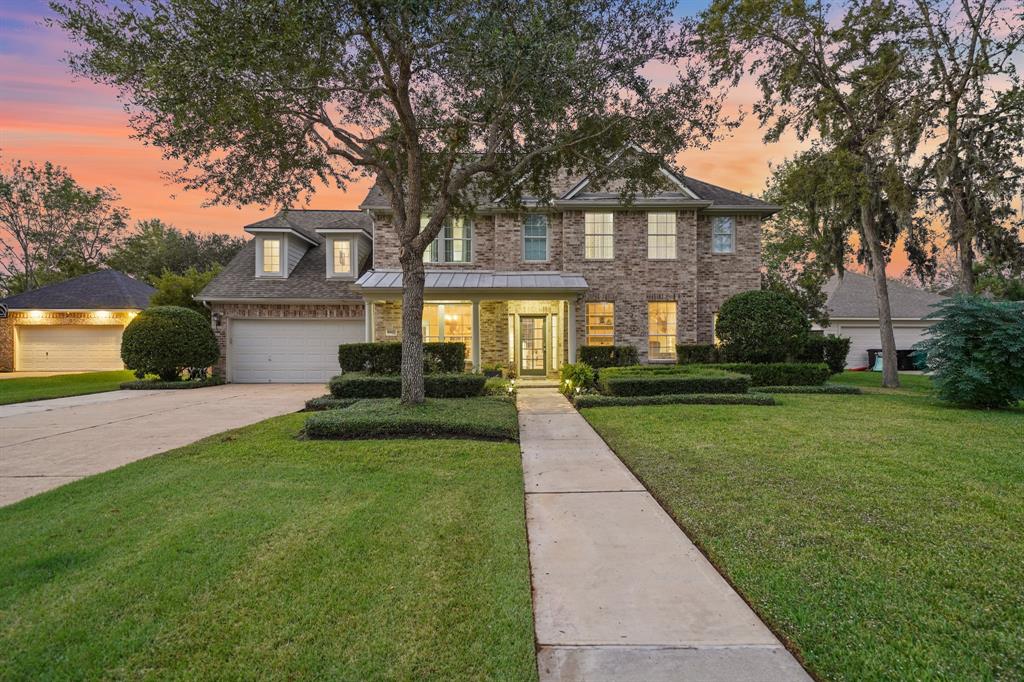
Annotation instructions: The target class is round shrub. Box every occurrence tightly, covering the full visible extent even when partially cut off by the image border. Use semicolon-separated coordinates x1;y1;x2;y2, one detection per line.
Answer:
716;290;811;363
121;305;219;381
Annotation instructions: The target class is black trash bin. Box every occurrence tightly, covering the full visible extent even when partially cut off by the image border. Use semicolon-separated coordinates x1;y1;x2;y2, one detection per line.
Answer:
867;348;922;371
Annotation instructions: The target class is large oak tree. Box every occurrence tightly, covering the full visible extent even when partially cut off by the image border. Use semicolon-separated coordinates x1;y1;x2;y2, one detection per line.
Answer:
52;0;726;402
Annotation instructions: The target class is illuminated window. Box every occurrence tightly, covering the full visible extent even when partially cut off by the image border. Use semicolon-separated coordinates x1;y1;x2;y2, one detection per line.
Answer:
523;214;549;261
262;238;281;273
422;303;472;359
712;216;735;253
333;239;352;275
712;312;721;346
584;212;614;259
586;303;614;346
423;217;472;263
647;212;676;259
648;301;677;360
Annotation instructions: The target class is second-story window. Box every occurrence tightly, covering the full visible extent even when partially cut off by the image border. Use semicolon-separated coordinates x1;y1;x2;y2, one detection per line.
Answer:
423;217;472;264
262;238;281;274
584;212;614;259
523;214;549;261
647;212;677;259
332;239;352;276
712;216;735;253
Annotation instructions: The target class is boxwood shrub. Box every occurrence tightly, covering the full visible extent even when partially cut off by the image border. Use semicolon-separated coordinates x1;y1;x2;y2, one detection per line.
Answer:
304;397;518;441
756;383;862;394
578;344;640;368
574;393;775;408
329;372;485;398
337;341;466;374
304;395;360;411
798;335;852;374
598;368;750;396
698;362;830;387
120;306;219;381
676;344;721;365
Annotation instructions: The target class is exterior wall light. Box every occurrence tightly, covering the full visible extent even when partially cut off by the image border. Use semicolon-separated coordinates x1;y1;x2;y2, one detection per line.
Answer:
95;310;111;320
28;310;43;320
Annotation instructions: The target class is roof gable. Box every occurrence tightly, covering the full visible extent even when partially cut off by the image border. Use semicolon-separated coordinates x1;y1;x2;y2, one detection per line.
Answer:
824;272;948;319
0;270;155;310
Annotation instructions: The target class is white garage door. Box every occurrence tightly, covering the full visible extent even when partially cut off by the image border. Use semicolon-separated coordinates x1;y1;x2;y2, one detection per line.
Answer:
834;323;934;369
229;319;364;383
16;325;125;371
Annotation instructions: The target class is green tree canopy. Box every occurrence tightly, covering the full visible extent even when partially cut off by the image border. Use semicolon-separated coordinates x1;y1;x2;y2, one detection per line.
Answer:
105;219;243;283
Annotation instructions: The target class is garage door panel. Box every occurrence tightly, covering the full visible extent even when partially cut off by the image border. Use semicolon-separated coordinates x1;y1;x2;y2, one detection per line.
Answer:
836;323;933;369
16;325;125;371
229;319;363;383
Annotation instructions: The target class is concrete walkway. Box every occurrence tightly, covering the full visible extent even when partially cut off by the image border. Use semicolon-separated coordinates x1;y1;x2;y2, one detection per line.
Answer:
0;384;322;507
518;388;810;682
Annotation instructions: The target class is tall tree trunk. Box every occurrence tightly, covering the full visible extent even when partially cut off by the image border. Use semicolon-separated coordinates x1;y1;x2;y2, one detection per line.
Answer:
399;254;426;405
860;201;900;388
956;232;974;294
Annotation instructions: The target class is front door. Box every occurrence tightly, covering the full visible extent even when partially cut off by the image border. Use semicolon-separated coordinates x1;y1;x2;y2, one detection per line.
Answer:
519;316;547;376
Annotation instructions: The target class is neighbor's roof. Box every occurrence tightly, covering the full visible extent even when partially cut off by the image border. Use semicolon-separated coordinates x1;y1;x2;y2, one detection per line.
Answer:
244;209;373;243
824;272;947;319
196;240;362;301
357;270;589;293
0;270;154;310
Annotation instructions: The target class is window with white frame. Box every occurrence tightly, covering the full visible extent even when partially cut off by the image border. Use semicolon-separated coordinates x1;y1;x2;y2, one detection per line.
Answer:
647;212;677;259
423;217;472;263
712;216;735;253
332;239;353;276
586;302;614;346
648;301;677;360
523;214;549;261
261;238;281;274
422;303;473;359
584;212;614;259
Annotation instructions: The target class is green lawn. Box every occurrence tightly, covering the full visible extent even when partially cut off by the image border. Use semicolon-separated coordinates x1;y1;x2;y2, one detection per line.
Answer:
0;413;537;680
0;370;135;405
581;384;1024;680
832;369;934;395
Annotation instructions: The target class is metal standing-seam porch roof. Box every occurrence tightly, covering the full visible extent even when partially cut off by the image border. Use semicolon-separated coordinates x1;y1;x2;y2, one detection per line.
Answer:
356;270;589;296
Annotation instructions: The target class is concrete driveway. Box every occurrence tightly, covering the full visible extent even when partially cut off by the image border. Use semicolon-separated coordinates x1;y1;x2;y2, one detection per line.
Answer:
0;384;323;507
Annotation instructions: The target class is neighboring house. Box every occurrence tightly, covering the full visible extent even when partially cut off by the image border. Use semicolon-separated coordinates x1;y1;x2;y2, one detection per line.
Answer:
198;155;778;383
0;270;155;372
817;272;947;369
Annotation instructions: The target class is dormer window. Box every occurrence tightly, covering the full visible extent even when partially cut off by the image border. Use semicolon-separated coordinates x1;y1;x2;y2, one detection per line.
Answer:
328;237;356;278
259;238;282;276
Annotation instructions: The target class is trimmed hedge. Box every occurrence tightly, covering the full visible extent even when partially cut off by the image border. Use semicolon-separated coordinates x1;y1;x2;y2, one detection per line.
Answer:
578;345;640;368
676;344;721;365
120;376;225;390
697;362;830;387
329;372;486;399
304;395;360;411
574;393;775;408
798;335;852;374
337;341;466;374
757;383;862;394
304;397;518;441
599;369;750;396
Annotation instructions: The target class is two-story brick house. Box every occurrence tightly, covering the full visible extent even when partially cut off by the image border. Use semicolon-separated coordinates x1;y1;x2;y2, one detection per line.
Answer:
198;160;777;382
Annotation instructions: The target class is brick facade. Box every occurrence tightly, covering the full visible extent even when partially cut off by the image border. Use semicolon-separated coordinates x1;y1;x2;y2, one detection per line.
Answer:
209;302;364;376
0;310;136;371
369;207;761;363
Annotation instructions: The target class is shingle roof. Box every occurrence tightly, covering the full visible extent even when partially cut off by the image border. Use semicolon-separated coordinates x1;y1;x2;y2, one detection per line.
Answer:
823;272;947;319
245;209;373;243
0;270;155;310
356;270;588;292
196;239;362;301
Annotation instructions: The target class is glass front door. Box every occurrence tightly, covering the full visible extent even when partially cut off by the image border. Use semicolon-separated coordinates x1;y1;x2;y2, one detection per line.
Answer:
519;316;547;376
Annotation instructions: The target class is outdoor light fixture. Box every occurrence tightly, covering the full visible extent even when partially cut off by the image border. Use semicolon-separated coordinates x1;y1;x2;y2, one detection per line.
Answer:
211;312;223;326
28;310;43;320
95;310;111;320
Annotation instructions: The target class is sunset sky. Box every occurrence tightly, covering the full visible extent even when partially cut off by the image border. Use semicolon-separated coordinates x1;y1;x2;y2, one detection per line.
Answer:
2;0;905;268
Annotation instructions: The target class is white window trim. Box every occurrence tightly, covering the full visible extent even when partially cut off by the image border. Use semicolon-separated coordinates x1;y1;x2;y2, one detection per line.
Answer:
647;212;677;260
647;301;678;362
586;302;615;346
257;236;286;277
423;217;474;264
327;236;357;279
584;212;615;260
522;214;550;262
712;216;736;254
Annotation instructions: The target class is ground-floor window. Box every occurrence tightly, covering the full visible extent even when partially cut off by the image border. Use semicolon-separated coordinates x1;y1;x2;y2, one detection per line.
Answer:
586;302;614;346
648;301;677;360
422;303;472;357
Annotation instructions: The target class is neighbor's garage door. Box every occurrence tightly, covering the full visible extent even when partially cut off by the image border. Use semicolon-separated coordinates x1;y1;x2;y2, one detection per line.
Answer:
229;319;363;383
16;325;125;371
836;323;934;369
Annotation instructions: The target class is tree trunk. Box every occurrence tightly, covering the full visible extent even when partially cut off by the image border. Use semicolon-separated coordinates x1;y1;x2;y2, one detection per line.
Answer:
860;201;900;388
956;232;974;295
399;254;426;405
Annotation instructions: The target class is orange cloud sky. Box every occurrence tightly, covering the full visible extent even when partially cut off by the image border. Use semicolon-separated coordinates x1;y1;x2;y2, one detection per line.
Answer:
2;1;918;273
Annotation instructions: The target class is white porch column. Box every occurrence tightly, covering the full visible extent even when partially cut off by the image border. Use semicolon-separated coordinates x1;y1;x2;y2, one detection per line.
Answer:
364;300;375;342
567;297;577;363
471;299;481;371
